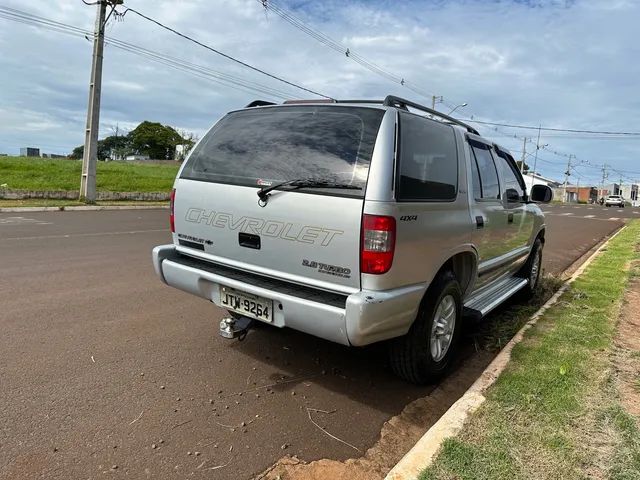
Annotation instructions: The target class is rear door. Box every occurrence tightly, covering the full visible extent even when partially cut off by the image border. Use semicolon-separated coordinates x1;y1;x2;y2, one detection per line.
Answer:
172;105;386;293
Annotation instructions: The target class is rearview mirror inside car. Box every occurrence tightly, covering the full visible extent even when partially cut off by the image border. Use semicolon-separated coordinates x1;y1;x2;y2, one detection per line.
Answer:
530;184;553;203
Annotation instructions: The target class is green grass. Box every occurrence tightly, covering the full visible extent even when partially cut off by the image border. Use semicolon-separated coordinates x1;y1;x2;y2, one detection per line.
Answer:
421;220;640;480
0;199;168;208
0;156;179;192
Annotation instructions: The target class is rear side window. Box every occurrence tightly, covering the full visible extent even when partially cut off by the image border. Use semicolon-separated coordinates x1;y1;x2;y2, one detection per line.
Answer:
397;112;458;201
180;106;385;198
470;144;500;200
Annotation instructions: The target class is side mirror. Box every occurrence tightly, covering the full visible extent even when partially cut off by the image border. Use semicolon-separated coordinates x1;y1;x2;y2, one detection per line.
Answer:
505;188;520;203
530;184;553;203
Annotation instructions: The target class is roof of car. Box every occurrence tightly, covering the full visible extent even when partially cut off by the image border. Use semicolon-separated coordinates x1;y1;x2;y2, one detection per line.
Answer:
242;95;481;135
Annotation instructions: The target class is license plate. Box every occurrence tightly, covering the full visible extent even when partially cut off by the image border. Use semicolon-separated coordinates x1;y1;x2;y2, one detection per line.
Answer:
220;287;273;323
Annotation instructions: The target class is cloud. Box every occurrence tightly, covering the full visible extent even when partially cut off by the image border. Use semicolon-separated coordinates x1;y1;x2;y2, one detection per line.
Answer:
0;0;638;183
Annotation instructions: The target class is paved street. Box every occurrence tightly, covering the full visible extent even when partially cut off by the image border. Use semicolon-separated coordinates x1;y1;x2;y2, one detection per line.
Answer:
0;206;630;479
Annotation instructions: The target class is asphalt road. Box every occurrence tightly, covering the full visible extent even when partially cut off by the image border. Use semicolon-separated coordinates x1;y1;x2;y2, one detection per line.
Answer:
0;205;631;479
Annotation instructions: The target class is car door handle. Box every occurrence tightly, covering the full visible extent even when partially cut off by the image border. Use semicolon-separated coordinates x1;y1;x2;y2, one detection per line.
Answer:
475;216;484;229
508;213;514;224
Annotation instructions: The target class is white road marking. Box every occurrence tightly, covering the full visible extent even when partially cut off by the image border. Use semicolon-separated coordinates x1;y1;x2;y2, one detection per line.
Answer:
559;212;574;216
584;215;595;218
609;217;620;221
617;209;624;212
0;229;166;241
0;216;52;226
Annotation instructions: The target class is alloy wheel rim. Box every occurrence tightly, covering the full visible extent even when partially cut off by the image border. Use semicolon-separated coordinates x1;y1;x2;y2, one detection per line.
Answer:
429;294;456;362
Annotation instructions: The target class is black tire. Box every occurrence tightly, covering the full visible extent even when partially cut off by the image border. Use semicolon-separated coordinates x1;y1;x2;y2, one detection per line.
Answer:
517;238;543;298
388;271;462;384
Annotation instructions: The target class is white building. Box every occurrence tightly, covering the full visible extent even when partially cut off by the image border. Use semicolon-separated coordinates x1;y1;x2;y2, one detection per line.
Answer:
620;184;639;207
522;173;561;192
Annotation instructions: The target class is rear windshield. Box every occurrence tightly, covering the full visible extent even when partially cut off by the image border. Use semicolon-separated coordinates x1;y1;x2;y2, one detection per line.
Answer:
181;106;385;198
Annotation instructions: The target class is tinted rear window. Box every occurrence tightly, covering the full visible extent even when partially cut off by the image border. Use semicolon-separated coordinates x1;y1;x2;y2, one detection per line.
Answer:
397;112;458;201
181;106;385;198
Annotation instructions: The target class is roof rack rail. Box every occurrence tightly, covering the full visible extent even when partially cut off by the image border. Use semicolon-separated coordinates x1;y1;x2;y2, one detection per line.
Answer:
382;95;479;134
245;100;277;108
282;99;337;104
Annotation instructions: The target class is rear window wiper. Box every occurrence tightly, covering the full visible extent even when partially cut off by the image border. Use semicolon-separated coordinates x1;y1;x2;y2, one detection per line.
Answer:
257;178;361;201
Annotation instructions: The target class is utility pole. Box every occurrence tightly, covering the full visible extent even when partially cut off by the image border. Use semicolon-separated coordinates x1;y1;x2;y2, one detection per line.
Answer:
562;154;574;203
519;137;527;174
600;164;608;200
431;95;443;110
80;0;122;202
531;124;542;177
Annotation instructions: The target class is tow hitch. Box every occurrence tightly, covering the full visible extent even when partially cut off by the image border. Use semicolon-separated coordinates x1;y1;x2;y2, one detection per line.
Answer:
219;316;254;340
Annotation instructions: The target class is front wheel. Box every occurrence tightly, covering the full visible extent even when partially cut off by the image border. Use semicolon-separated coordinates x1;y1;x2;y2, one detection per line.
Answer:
518;238;543;298
388;271;462;384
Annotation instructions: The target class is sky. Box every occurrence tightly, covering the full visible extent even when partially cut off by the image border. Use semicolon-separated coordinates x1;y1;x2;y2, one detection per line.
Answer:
0;0;639;185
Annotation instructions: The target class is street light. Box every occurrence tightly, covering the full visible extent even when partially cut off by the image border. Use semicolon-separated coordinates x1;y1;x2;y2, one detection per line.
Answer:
447;103;468;115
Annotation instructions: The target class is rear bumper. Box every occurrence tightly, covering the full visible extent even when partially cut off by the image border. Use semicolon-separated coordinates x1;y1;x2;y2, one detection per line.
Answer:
152;244;425;346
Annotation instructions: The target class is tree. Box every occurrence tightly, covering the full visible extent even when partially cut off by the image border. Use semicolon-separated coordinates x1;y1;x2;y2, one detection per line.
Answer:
127;121;184;159
100;134;129;160
68;121;194;160
69;145;84;159
68;135;126;161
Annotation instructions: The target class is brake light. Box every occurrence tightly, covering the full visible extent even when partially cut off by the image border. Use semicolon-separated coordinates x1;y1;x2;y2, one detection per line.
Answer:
361;214;396;274
169;188;176;233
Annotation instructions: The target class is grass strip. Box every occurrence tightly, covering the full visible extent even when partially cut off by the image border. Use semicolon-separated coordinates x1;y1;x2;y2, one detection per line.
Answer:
0;199;168;208
420;220;640;480
0;157;178;192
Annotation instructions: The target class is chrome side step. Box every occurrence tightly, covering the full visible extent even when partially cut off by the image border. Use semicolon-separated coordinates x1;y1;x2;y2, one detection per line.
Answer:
464;276;528;317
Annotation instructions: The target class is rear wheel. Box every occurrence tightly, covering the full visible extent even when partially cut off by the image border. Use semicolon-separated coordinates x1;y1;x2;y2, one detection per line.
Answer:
389;271;462;384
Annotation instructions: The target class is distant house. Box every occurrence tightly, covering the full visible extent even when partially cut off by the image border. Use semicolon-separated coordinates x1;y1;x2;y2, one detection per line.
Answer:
20;147;40;157
125;154;150;161
563;185;598;203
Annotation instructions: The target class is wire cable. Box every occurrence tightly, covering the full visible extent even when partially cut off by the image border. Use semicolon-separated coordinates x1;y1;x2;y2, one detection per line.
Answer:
0;5;298;101
120;5;333;100
463;118;640;136
258;0;436;101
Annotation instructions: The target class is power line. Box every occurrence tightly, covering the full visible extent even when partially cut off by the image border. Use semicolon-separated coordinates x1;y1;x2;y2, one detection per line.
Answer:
119;5;333;100
463;118;640;136
0;6;298;101
105;38;297;100
257;0;436;101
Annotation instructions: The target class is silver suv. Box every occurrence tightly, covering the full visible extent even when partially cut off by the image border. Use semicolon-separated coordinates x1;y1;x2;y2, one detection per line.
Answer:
153;96;552;383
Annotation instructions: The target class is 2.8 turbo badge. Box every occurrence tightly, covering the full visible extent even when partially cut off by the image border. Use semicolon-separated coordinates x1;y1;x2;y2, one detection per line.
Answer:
302;259;351;278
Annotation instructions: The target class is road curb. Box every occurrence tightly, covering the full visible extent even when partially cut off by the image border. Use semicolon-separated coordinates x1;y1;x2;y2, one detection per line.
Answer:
0;205;168;213
384;224;628;480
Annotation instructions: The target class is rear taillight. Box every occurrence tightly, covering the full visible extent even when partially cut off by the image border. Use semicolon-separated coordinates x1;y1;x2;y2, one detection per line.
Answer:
361;214;396;274
169;188;176;233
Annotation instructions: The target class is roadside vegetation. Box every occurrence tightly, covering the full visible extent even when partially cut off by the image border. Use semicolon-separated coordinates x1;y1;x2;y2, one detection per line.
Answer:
0;156;179;192
421;220;640;480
